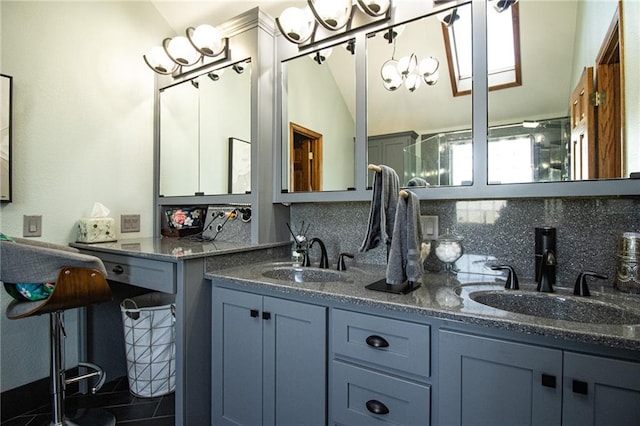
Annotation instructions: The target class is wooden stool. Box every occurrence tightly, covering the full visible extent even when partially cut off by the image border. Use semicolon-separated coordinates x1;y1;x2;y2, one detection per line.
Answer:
2;239;116;425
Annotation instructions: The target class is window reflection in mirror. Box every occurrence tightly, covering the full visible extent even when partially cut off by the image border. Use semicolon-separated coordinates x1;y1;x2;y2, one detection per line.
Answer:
159;61;251;197
487;0;638;184
281;40;356;192
367;4;473;187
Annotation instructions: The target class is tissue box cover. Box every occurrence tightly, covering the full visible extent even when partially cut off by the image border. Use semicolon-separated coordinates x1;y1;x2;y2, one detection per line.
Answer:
77;218;117;243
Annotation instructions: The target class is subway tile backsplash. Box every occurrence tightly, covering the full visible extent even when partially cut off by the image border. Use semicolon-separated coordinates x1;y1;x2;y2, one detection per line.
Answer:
291;197;640;286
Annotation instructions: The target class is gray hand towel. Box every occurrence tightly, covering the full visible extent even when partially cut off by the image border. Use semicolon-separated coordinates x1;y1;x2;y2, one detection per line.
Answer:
386;190;424;284
359;165;400;252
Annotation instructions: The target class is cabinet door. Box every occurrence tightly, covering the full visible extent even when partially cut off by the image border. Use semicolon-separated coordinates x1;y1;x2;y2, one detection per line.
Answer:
439;330;562;426
263;296;326;426
212;287;264;426
563;352;640;426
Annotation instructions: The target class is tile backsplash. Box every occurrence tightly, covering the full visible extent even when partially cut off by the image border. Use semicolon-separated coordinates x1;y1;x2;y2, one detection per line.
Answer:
291;197;640;286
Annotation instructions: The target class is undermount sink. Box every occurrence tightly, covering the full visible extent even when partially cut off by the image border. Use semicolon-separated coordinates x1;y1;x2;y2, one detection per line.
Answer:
465;289;640;325
261;266;348;283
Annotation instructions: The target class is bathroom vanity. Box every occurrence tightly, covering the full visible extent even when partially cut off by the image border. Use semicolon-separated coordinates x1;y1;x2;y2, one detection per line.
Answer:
208;261;640;426
71;238;290;426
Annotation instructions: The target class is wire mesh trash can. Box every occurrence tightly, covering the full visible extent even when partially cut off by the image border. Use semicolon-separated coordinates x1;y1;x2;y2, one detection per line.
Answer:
120;292;176;398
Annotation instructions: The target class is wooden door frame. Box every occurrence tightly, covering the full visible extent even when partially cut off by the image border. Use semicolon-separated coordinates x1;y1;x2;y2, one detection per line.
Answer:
289;122;323;191
594;2;624;178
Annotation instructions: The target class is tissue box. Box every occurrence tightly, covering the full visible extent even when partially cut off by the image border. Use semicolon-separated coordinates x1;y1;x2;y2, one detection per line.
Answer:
77;218;117;243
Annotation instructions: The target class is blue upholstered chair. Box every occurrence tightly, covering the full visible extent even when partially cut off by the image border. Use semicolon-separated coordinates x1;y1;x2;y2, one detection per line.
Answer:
1;237;116;425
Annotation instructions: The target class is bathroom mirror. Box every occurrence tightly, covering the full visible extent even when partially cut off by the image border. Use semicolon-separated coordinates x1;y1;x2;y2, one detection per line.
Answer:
366;4;473;187
1;74;12;202
486;0;638;184
159;61;251;197
281;39;356;192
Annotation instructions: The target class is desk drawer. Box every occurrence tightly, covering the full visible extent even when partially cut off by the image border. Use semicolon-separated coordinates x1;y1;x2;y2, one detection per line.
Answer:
332;360;430;425
332;309;430;378
99;252;176;293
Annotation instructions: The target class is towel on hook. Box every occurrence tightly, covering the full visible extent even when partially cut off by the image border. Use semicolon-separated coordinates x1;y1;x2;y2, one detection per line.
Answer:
359;165;400;252
386;190;423;284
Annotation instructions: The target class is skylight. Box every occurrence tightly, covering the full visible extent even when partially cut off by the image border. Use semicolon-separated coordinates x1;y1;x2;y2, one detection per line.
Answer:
443;2;521;96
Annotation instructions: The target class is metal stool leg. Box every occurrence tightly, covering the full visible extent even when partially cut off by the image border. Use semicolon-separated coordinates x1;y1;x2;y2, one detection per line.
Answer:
50;311;66;426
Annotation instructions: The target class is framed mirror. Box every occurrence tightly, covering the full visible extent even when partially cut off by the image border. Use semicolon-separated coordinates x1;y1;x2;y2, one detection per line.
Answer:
1;74;12;202
159;60;251;197
486;0;638;184
366;3;473;188
281;39;357;193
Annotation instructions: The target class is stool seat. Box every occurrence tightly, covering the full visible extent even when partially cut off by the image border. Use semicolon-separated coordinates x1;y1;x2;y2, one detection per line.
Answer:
1;237;115;425
5;266;112;319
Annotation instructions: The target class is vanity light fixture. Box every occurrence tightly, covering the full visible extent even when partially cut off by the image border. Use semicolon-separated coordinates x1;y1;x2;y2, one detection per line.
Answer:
309;47;333;64
277;0;392;47
232;60;249;74
438;8;459;27
491;0;518;13
143;23;229;76
208;69;224;81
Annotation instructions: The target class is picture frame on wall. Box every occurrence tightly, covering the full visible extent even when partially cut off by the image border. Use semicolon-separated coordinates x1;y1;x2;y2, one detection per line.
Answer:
228;137;251;194
1;74;13;203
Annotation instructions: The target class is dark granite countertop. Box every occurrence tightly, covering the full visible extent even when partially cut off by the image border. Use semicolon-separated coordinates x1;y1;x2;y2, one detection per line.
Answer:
71;237;289;262
207;260;640;352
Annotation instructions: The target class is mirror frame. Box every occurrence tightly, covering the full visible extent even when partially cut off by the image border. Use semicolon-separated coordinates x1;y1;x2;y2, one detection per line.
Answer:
1;74;12;203
275;0;638;202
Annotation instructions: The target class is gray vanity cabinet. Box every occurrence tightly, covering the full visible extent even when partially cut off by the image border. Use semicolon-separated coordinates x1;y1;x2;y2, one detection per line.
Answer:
439;330;563;425
439;330;640;426
211;286;327;426
330;309;431;425
563;352;640;426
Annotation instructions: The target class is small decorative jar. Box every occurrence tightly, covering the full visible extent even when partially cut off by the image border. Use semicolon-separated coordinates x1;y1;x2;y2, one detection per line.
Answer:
435;232;464;274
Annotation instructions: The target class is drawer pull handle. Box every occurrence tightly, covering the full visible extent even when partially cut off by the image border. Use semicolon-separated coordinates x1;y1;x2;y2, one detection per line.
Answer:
573;380;588;395
541;373;556;388
366;335;389;348
250;309;259;318
366;399;389;415
112;265;124;275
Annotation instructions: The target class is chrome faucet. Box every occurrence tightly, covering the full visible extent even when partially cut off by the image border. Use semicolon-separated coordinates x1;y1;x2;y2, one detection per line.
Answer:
536;250;556;292
306;238;329;269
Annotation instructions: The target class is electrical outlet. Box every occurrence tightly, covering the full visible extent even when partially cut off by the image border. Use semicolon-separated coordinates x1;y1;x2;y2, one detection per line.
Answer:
421;215;438;240
121;214;141;233
23;215;42;237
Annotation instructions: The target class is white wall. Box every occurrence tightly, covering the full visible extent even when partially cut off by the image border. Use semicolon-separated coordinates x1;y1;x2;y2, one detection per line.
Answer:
0;1;172;391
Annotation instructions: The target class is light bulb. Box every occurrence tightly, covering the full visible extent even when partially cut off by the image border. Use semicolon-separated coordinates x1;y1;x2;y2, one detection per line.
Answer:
381;59;400;83
166;36;200;66
188;24;223;56
357;0;391;16
419;56;439;77
405;72;422;92
312;0;352;29
397;54;417;76
144;46;176;74
424;69;439;86
278;7;315;42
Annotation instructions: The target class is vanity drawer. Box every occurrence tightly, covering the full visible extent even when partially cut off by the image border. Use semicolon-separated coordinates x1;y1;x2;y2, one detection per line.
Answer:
332;360;430;425
332;309;430;378
99;252;176;293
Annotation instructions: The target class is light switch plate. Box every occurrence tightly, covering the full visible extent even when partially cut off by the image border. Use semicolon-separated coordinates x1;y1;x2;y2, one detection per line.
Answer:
421;215;438;240
121;214;141;233
23;215;42;237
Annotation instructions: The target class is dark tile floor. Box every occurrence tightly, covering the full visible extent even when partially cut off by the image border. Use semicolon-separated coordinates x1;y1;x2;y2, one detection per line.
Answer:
1;376;174;426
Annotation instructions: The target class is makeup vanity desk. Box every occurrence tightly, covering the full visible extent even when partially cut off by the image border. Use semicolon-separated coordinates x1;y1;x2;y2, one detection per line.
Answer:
71;237;289;426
